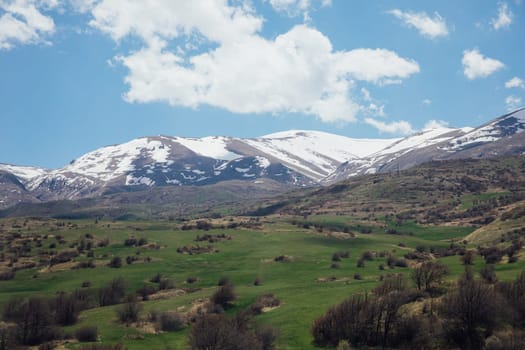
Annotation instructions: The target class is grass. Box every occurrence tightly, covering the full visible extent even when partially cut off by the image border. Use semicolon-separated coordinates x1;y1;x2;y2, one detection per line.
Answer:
0;216;524;349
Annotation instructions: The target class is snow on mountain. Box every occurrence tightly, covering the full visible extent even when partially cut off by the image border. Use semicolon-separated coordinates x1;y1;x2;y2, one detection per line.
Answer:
444;108;525;152
245;130;398;179
172;136;242;160
0;164;48;183
1;108;524;208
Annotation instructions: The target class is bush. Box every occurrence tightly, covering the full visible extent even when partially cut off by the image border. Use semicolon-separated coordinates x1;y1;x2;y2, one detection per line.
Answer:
150;273;163;283
108;257;122;268
137;284;157;301
188;312;275;350
217;277;230;286
158;312;185;332
4;297;58;346
99;278;126;306
75;326;98;342
485;329;525;350
116;295;142;325
440;275;501;350
0;270;15;281
158;278;176;290
53;292;79;326
186;276;198;284
480;264;498;284
211;284;236;309
78;344;126;350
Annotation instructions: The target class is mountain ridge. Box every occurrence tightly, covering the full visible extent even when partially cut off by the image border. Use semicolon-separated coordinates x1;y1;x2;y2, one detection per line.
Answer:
1;108;524;209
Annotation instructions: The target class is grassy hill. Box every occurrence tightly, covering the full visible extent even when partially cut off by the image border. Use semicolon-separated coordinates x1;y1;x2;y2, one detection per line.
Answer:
0;156;524;349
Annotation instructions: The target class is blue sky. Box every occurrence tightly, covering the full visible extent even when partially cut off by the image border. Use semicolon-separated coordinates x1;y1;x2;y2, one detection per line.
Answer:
1;0;524;168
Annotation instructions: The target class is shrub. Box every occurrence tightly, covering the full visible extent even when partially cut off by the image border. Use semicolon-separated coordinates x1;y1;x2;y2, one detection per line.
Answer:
124;238;137;246
186;276;198;284
480;264;498;284
188;313;275;350
440;275;501;350
411;261;448;292
75;326;98;342
53;292;79;326
78;344;126;350
0;270;15;281
158;278;176;290
158;312;185;332
211;284;236;309
217;277;230;286
137;284;157;301
108;257;122;268
253;277;263;286
99;277;126;306
150;273;163;283
116;295;142;325
353;273;362;280
5;297;58;346
331;262;340;269
485;329;525;350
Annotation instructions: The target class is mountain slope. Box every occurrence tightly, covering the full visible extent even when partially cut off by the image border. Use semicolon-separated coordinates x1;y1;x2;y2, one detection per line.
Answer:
325;108;525;183
1;108;524;210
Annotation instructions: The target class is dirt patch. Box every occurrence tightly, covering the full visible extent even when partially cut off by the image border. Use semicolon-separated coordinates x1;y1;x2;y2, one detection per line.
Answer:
317;276;351;283
148;289;187;300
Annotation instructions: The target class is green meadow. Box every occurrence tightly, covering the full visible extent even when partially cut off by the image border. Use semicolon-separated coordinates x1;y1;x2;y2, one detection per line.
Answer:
1;216;524;349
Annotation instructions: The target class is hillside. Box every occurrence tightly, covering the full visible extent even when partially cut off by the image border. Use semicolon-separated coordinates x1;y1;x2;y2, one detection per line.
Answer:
249;155;525;243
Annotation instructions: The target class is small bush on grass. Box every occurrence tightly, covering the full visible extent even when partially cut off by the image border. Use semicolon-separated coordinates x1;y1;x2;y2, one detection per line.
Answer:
75;326;98;342
211;284;236;309
158;312;185;332
116;295;142;325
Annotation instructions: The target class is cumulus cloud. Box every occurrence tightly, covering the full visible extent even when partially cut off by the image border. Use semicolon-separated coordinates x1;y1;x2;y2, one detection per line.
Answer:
505;77;524;89
505;95;522;111
491;3;513;30
388;9;449;39
364;118;414;135
86;0;420;124
462;49;504;80
422;99;432;105
0;0;57;50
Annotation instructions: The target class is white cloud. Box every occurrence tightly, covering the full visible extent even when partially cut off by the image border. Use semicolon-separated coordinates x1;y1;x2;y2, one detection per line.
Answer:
505;77;524;89
462;49;504;80
422;99;432;105
87;1;420;124
491;3;513;30
69;0;99;13
267;0;330;17
388;9;449;39
505;95;522;111
424;119;448;129
0;0;57;50
364;118;414;135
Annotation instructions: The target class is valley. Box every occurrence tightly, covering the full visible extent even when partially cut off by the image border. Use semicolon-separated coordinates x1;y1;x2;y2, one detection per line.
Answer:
1;154;524;349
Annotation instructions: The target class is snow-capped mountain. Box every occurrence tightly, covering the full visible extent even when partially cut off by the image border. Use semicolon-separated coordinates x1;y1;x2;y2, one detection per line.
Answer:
1;108;524;209
326;108;525;183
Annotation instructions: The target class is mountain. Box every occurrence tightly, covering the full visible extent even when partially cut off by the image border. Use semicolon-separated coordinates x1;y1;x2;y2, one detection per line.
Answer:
325;108;525;183
0;131;396;208
1;108;524;211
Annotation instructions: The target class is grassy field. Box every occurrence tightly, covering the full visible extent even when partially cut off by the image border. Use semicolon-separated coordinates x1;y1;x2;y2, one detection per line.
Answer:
1;216;524;349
